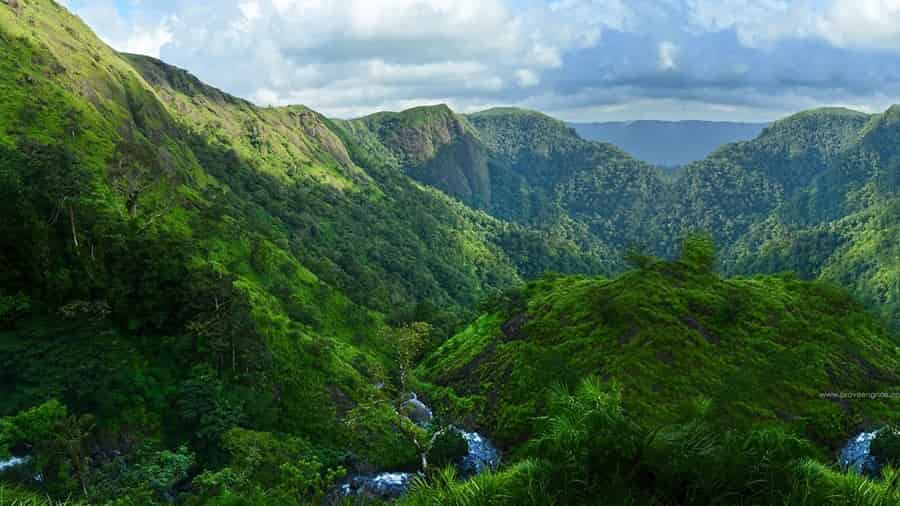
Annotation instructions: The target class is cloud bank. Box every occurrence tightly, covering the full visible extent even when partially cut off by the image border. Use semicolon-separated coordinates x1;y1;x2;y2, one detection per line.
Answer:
61;0;900;121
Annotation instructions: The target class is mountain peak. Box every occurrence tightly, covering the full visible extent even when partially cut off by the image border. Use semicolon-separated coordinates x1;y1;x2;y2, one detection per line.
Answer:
469;107;553;119
776;106;869;123
124;54;247;107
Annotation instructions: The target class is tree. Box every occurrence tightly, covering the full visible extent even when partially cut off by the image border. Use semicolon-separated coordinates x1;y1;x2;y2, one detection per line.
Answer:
21;140;91;251
393;322;432;393
108;141;157;219
0;293;30;328
0;400;67;457
177;365;245;465
871;427;900;468
0;400;96;496
680;232;717;273
53;413;96;496
624;244;653;270
427;429;468;470
187;281;268;378
131;445;195;499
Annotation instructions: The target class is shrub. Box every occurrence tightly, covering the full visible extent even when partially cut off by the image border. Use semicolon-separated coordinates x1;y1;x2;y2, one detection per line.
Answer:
871;427;900;467
427;429;468;470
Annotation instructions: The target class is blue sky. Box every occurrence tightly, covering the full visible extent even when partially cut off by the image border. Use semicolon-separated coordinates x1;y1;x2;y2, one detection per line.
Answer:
59;0;900;121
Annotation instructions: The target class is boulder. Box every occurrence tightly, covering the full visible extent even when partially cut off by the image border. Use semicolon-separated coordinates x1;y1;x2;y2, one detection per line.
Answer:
400;394;433;426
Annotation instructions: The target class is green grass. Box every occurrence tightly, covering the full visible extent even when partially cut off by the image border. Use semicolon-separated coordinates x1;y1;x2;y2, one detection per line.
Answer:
0;483;83;506
421;249;900;448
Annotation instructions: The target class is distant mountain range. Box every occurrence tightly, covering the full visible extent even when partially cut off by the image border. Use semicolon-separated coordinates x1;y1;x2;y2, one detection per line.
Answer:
570;120;768;166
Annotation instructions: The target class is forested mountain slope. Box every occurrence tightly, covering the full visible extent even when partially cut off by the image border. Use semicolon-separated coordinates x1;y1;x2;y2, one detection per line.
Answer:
0;1;609;502
716;108;900;328
344;102;900;331
415;238;900;505
341;106;668;251
420;237;900;448
1;1;899;504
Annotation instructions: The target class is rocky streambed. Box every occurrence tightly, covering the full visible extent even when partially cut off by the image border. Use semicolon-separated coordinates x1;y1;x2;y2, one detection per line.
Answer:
339;393;499;500
838;428;896;477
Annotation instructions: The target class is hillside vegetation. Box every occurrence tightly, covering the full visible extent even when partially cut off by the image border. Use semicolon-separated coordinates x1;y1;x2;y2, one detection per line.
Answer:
0;1;608;503
420;236;900;447
415;237;900;505
0;1;898;505
344;101;900;333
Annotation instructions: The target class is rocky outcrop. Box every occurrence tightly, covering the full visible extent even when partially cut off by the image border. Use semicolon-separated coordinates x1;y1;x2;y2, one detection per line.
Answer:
400;393;433;426
349;105;493;208
294;109;354;168
3;0;21;16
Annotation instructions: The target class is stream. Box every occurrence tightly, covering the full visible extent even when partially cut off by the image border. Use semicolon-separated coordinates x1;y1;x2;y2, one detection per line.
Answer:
0;456;29;472
839;429;883;477
339;393;500;499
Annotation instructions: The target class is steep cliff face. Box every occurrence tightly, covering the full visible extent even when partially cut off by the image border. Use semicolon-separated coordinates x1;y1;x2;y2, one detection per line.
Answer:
336;105;492;208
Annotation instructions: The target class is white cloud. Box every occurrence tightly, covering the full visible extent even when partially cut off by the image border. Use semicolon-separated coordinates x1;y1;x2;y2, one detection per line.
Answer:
686;0;821;48
687;0;900;53
516;69;541;87
139;0;629;115
126;22;176;57
818;0;900;50
61;0;900;120
657;41;679;70
73;1;175;58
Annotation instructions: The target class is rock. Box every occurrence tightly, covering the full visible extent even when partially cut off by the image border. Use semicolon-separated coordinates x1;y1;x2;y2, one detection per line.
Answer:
338;393;501;500
401;393;433;426
501;313;528;341
4;0;21;16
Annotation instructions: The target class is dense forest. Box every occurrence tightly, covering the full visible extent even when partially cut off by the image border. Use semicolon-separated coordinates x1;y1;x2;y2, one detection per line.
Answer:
0;1;898;505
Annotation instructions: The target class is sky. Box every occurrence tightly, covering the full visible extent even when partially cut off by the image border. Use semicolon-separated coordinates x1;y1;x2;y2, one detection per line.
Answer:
58;0;900;122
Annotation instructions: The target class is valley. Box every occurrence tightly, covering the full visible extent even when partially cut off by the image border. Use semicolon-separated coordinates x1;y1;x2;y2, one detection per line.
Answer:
0;1;898;505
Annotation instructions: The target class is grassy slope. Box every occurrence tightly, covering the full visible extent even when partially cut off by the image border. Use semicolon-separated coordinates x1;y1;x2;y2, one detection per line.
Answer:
0;0;395;446
0;1;626;479
419;252;900;450
131;56;619;316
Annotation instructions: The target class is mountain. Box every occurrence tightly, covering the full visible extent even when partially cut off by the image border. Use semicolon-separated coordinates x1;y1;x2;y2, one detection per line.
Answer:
416;237;900;504
1;1;899;505
344;103;900;334
720;108;900;329
0;1;611;501
419;237;900;448
340;106;667;254
571;120;768;166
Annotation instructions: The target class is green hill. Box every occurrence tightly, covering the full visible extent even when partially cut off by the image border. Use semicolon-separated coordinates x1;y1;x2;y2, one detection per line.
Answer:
419;237;900;449
0;1;610;501
412;238;900;506
1;1;899;504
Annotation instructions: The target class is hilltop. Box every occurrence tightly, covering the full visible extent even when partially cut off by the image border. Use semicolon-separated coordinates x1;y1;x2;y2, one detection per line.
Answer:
419;237;900;448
